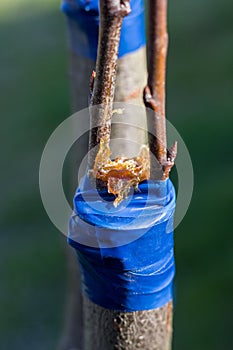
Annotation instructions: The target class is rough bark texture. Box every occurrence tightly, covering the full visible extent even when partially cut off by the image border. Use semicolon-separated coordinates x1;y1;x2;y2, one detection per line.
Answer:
83;297;173;350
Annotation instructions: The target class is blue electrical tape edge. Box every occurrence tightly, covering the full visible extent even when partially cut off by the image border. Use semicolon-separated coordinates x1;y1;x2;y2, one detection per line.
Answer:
71;239;174;312
68;238;175;312
61;0;146;60
68;179;176;312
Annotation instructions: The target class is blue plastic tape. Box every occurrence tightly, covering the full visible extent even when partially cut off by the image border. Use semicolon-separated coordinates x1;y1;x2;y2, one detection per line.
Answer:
68;177;176;312
61;0;146;60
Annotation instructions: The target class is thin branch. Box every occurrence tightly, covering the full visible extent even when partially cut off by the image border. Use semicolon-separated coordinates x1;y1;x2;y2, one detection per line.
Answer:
88;0;150;206
144;0;177;179
89;0;130;166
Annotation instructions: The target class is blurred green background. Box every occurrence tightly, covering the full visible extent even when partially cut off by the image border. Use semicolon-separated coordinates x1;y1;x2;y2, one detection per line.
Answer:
0;0;232;349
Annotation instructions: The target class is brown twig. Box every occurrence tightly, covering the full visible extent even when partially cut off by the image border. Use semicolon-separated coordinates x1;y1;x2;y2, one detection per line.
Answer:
88;0;151;205
89;0;131;167
144;0;177;179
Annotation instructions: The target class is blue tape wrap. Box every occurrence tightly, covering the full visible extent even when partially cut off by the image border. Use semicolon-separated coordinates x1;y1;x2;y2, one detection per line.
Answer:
61;0;146;60
68;177;176;312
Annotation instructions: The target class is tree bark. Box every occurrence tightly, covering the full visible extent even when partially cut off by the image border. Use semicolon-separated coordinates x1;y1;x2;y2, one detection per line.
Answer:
60;1;174;349
59;34;151;350
83;297;173;350
144;0;177;180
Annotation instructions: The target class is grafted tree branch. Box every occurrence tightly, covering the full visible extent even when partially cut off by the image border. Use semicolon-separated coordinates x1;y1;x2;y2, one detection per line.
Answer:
88;0;151;206
89;0;131;166
61;1;176;349
144;0;177;179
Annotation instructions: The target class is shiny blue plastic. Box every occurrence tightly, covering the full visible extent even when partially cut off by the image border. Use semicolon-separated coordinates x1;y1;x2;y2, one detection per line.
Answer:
61;0;146;60
68;177;176;311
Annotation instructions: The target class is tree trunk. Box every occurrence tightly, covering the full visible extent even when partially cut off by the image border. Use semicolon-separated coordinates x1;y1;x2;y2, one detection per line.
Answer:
59;3;173;349
83;297;173;350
